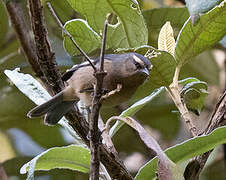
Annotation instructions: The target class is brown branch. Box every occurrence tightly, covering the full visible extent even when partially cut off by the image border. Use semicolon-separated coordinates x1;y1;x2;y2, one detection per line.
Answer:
2;0;42;78
28;0;64;94
66;107;133;179
184;91;226;180
169;66;198;137
5;0;132;179
89;19;108;180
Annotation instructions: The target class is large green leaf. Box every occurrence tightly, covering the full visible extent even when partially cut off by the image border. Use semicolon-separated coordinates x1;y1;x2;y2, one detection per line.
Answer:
180;51;220;85
0;1;9;47
63;19;101;56
64;0;148;55
143;7;189;48
135;126;226;180
136;46;176;88
20;145;90;176
46;0;74;23
110;87;164;136
4;69;82;146
175;1;226;65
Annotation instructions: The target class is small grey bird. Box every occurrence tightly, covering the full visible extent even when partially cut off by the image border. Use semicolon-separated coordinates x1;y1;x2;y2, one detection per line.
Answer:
27;53;152;125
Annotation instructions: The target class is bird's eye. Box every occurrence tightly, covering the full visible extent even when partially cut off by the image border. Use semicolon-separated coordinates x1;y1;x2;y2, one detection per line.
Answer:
133;55;145;69
134;60;143;69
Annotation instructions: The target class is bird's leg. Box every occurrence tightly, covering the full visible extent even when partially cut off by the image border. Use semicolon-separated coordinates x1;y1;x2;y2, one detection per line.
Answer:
101;84;122;101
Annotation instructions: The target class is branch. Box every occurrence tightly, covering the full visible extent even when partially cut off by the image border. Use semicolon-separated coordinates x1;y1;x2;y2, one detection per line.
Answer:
89;18;108;180
168;66;198;136
5;0;132;179
28;0;64;94
2;0;43;79
184;90;226;180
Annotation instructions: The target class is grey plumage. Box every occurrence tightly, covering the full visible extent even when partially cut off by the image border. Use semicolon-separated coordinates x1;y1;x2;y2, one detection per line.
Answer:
27;53;152;125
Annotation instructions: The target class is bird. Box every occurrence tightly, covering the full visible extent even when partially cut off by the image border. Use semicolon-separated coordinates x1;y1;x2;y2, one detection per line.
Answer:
27;53;152;125
185;0;221;25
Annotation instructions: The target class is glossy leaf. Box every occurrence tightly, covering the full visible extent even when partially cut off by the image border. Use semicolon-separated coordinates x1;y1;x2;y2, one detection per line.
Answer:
184;88;208;115
180;51;220;85
20;145;90;175
65;0;148;55
175;1;226;65
142;7;189;47
110;87;164;136
63;19;101;56
180;79;208;114
139;46;176;88
4;69;83;144
135;126;226;180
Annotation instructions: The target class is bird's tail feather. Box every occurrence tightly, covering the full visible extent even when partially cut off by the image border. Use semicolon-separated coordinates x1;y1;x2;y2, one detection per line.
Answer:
27;92;76;125
44;101;75;125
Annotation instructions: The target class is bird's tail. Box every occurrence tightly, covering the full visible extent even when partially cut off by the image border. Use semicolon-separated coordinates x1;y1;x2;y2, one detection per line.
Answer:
27;91;76;125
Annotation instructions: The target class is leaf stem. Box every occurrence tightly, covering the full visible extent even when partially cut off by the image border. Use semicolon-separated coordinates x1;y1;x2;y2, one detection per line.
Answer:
168;66;198;137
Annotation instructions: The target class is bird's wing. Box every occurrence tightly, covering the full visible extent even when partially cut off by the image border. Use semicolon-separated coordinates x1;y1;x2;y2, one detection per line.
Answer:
61;59;97;81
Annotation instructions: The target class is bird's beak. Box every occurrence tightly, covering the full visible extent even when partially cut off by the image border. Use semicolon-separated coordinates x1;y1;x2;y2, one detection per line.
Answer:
141;67;149;76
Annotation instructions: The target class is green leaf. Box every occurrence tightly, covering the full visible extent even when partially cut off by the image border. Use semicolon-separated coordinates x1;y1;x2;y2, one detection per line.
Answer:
0;1;9;47
135;126;226;180
4;69;82;145
136;46;176;88
110;87;164;136
181;80;207;92
46;0;74;22
142;7;189;47
179;77;202;86
175;1;226;65
63;19;101;56
20;145;90;175
180;51;220;85
65;0;148;54
180;79;208;115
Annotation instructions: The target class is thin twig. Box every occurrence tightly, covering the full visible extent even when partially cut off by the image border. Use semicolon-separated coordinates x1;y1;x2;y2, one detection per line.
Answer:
89;18;109;180
99;19;108;72
47;2;96;71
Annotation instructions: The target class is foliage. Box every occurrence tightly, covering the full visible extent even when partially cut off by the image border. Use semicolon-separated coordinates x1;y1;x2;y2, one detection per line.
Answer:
1;0;226;180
